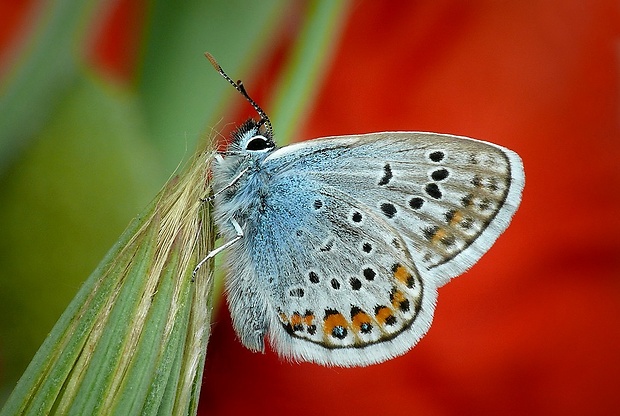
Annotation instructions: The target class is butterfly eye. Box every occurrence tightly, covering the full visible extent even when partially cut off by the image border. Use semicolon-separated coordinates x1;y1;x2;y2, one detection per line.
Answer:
245;135;273;151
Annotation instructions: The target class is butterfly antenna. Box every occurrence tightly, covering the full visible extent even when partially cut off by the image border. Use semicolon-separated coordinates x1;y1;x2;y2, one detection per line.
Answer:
204;52;273;137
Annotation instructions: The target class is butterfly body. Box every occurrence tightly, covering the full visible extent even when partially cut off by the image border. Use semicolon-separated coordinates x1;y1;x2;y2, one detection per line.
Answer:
212;118;524;367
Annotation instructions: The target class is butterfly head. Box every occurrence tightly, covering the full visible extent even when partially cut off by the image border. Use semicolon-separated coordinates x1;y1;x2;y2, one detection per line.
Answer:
228;118;276;155
213;118;275;198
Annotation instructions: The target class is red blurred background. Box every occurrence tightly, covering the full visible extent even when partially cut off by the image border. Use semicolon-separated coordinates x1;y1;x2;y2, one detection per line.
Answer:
2;1;619;415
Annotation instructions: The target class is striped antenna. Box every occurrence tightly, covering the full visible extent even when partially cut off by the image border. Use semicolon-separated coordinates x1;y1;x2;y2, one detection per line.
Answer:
204;52;273;137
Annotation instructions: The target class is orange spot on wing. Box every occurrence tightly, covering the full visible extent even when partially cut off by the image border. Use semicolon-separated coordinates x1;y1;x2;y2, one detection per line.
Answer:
375;306;394;325
431;228;448;245
394;264;414;287
391;290;406;307
324;313;349;335
278;312;288;323
303;313;314;326
351;310;371;331
394;264;407;280
450;210;463;226
290;313;302;327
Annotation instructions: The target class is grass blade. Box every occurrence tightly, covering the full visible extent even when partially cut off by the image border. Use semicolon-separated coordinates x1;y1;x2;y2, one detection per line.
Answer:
1;149;215;416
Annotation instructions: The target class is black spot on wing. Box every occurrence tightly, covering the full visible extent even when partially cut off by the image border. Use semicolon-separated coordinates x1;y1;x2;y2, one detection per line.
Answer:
378;163;393;185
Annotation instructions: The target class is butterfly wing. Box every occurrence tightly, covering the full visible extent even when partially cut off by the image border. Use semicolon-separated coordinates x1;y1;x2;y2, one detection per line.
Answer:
222;132;523;366
248;179;437;366
265;132;524;286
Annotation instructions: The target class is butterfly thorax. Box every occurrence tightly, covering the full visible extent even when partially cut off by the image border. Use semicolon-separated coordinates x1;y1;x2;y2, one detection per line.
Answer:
212;119;276;240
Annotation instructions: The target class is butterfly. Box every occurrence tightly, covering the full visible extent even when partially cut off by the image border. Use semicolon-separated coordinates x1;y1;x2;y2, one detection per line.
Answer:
201;53;524;367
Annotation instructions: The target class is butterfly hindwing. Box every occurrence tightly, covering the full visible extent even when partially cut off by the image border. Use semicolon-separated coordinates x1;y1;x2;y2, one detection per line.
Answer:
239;171;435;366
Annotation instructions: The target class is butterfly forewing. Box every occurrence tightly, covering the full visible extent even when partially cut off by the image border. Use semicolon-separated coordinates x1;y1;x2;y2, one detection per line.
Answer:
266;132;524;286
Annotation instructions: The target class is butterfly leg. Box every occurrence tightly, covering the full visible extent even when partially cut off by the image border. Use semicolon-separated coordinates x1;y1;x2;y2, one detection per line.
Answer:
192;218;243;278
205;166;250;203
199;153;224;203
